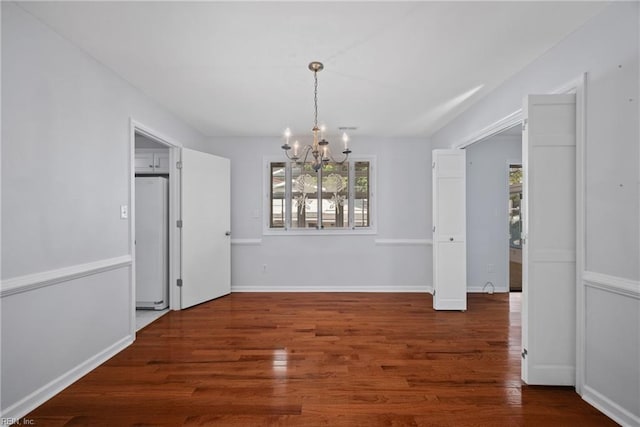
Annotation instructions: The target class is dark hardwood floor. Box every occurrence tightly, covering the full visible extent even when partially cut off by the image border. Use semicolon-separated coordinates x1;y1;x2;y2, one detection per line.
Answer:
26;293;614;426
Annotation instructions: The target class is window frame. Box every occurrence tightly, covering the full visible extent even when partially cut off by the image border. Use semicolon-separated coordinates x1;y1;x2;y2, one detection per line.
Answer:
263;155;377;236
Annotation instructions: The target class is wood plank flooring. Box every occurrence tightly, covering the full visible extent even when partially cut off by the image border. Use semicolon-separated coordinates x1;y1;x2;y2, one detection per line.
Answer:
26;293;614;426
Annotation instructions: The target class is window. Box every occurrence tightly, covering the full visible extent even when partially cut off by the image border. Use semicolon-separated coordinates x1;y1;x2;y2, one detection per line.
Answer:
354;161;370;228
267;158;374;233
270;162;286;228
509;165;523;248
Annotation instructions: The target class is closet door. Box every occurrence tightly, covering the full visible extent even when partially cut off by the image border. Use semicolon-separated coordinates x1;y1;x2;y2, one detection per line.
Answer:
521;94;576;385
432;149;466;310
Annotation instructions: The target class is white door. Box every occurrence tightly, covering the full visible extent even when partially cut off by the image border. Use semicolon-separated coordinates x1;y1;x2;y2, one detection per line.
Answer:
432;149;467;311
521;94;576;385
180;148;231;309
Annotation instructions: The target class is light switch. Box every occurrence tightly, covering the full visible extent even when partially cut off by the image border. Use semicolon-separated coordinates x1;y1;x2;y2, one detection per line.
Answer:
120;205;128;219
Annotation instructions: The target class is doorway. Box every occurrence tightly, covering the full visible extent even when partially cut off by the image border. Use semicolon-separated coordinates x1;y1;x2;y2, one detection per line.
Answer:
457;74;585;389
464;125;522;295
134;133;170;330
129;120;232;332
130;121;183;334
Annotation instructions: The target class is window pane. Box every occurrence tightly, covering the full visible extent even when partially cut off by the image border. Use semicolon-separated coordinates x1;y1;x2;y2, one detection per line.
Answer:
291;163;318;228
354;161;369;227
509;193;522;247
509;165;523;248
320;164;348;228
270;162;286;228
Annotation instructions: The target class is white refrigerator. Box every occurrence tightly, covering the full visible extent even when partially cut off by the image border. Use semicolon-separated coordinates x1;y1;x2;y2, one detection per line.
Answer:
135;177;169;310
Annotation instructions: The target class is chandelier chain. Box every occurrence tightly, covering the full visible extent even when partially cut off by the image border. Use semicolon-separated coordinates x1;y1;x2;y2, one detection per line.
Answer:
313;71;318;128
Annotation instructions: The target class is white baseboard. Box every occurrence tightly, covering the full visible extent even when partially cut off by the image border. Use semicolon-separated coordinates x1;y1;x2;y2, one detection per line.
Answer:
467;286;509;293
1;334;134;420
232;285;432;293
582;384;640;427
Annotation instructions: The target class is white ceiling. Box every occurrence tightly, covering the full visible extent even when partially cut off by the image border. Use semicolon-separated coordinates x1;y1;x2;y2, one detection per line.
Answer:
18;1;607;139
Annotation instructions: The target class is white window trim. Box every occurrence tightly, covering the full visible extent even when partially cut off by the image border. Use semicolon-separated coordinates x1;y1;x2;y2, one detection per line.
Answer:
263;155;377;236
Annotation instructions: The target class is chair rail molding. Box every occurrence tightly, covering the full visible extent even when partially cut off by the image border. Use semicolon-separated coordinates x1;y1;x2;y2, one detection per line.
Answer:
231;238;263;246
582;271;640;299
1;255;133;298
374;238;433;246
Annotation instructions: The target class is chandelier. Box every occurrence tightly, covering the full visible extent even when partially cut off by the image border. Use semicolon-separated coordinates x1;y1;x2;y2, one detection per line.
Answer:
281;61;351;171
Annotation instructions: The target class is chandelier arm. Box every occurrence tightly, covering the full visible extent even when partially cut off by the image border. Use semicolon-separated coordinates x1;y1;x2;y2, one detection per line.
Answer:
325;147;351;165
282;149;298;161
283;142;317;163
300;144;314;165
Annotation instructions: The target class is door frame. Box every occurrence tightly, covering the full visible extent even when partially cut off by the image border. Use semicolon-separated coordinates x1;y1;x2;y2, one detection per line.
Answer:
129;119;183;338
454;73;586;393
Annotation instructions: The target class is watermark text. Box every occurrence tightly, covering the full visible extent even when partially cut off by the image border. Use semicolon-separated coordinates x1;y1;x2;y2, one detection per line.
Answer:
1;418;36;425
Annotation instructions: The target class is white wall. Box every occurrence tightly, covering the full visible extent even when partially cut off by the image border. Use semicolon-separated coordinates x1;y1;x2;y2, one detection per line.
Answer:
432;2;639;282
432;3;639;425
207;136;432;291
465;134;521;293
1;3;206;418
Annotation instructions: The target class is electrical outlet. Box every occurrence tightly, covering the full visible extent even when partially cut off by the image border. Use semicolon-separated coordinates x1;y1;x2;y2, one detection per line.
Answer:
120;205;128;219
262;264;267;273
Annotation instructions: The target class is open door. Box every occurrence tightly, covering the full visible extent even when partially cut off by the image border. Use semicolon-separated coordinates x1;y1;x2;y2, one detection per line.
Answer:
432;149;467;311
180;148;231;309
521;94;576;385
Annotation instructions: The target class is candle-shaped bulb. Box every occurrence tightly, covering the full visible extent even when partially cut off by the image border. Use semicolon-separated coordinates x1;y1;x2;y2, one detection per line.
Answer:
342;132;349;149
323;146;328;159
293;140;299;156
284;128;291;144
320;124;326;140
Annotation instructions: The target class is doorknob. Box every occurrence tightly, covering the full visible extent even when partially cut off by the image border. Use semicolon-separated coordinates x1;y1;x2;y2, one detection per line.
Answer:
225;231;231;236
449;237;454;241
